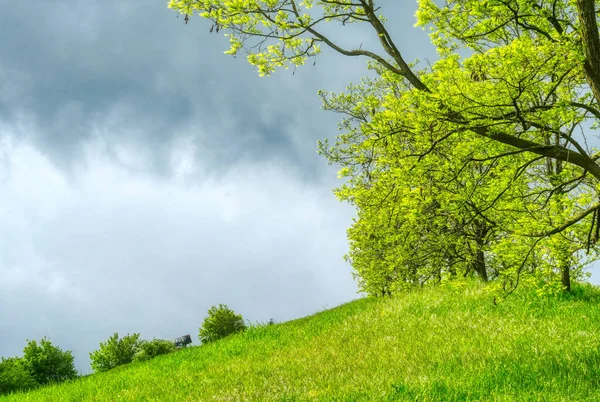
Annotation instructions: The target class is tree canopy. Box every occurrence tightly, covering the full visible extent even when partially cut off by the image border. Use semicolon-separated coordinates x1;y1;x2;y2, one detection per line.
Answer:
89;333;143;373
22;338;77;385
169;0;600;295
198;304;247;344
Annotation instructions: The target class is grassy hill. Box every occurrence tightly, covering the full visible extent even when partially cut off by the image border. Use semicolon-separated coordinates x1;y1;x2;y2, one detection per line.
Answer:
2;282;600;401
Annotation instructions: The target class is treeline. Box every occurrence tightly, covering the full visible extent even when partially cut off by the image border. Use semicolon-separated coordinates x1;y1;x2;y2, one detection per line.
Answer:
0;304;248;396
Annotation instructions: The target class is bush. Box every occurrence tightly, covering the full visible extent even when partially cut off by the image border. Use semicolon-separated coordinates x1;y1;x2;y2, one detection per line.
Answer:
89;333;142;372
198;304;247;344
0;357;37;396
133;339;176;362
22;338;78;385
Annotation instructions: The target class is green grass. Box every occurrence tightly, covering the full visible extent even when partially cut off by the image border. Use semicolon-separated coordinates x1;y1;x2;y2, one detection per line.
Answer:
3;282;600;401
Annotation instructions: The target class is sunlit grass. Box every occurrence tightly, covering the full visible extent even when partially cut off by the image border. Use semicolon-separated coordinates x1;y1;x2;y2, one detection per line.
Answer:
3;281;600;401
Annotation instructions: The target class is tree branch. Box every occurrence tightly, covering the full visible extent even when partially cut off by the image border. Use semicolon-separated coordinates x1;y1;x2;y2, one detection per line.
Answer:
525;201;600;237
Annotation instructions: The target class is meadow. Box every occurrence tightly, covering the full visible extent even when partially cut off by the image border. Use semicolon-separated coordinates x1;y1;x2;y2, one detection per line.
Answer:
2;281;600;401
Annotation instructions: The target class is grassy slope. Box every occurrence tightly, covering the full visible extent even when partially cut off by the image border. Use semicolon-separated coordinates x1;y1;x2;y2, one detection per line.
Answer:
3;282;600;401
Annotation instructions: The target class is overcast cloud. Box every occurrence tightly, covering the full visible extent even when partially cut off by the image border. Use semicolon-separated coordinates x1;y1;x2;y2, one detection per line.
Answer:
1;1;599;374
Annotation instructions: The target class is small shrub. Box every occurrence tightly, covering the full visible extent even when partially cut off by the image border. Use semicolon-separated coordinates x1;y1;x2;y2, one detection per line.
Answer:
198;304;247;344
133;339;177;362
22;337;78;385
89;333;142;372
0;357;38;396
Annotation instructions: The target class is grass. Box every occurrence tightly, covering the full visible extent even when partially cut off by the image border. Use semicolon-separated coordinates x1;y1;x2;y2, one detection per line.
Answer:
2;281;600;401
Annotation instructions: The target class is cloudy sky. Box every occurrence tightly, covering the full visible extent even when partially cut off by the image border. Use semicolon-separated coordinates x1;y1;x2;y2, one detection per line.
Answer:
1;1;599;374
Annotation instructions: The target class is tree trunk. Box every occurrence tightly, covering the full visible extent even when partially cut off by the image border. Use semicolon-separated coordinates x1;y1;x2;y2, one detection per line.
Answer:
561;264;571;292
474;249;488;282
472;220;489;282
576;0;600;103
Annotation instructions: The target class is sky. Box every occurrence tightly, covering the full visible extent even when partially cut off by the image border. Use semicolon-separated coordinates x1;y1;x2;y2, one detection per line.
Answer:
1;1;599;375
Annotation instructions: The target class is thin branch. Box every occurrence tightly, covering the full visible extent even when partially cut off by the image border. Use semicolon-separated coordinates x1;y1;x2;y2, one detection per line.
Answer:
525;201;600;237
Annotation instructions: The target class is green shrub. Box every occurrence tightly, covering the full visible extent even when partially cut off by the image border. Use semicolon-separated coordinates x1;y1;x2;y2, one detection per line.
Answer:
133;339;177;362
198;304;247;344
89;333;142;372
0;357;37;396
22;338;78;385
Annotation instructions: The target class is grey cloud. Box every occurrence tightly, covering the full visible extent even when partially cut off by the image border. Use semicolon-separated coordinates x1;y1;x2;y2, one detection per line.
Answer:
0;1;434;179
0;1;341;174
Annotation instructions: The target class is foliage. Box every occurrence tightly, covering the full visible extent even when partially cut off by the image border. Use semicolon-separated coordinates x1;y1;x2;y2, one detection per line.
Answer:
21;338;77;386
0;358;37;396
3;282;600;401
317;71;597;295
89;333;142;373
133;339;177;363
198;304;247;344
169;0;600;294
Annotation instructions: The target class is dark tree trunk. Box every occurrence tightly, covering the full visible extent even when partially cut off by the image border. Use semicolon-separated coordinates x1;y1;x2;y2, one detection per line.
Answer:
561;264;571;292
576;0;600;103
472;220;489;282
474;249;488;282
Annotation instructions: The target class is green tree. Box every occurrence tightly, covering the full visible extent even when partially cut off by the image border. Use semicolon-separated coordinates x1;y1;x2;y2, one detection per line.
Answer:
169;0;600;292
21;338;77;386
89;333;142;373
133;339;177;362
199;304;246;344
0;357;37;396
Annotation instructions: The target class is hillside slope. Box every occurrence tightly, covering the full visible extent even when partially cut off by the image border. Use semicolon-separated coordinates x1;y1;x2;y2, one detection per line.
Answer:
3;282;600;401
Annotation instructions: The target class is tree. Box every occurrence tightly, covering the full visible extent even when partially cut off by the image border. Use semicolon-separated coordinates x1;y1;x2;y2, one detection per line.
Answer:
133;339;177;362
89;333;142;373
169;0;600;292
21;338;77;386
199;304;247;344
0;357;37;396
